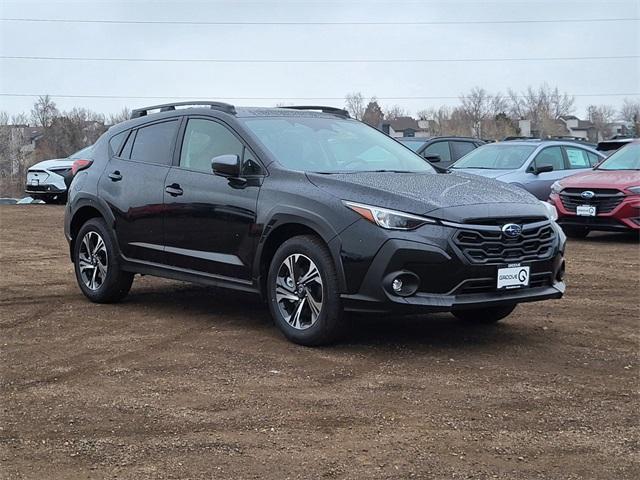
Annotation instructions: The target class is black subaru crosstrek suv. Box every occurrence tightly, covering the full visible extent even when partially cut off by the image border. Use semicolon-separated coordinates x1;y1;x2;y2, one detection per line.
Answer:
64;102;566;345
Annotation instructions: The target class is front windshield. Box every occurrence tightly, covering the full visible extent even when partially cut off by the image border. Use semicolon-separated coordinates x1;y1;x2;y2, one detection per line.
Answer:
241;116;435;173
452;144;536;170
597;143;639;170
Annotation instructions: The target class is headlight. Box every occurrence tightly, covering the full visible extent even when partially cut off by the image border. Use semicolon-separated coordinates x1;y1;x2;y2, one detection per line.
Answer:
627;186;640;194
541;201;558;221
550;181;564;195
343;201;437;230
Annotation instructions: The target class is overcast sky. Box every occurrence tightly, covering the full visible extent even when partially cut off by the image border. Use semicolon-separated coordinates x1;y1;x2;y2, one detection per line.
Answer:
1;0;638;119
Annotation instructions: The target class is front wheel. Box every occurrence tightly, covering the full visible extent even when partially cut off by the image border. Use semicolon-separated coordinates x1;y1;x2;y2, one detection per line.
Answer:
453;304;516;324
267;235;344;346
73;218;133;303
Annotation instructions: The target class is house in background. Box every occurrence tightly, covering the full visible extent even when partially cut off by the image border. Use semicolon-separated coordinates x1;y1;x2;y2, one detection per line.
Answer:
606;120;635;137
558;115;598;142
380;117;431;138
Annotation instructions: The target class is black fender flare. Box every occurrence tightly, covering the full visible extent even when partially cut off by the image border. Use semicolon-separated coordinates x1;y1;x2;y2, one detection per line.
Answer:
66;194;121;260
253;208;347;293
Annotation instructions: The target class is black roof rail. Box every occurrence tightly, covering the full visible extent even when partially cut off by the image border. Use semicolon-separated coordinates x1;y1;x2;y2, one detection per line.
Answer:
130;101;236;119
282;105;350;118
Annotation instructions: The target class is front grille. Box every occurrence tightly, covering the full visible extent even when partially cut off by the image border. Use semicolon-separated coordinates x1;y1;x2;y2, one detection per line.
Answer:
453;222;556;265
560;188;625;214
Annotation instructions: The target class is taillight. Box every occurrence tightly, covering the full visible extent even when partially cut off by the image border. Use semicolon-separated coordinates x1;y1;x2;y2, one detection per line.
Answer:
71;159;92;176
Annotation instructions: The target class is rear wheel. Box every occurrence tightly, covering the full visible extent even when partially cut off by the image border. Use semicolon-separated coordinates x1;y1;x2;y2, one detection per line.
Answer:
453;304;516;324
563;226;589;238
73;218;133;303
267;235;344;346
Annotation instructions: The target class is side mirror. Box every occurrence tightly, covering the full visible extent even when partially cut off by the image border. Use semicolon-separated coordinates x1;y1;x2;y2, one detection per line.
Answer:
534;164;554;175
424;154;441;163
212;154;241;178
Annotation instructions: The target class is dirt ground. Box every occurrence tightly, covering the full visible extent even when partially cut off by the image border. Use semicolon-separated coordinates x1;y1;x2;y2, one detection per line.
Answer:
0;205;638;480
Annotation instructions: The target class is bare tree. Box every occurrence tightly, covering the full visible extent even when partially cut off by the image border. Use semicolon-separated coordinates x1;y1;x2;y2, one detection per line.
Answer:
507;84;575;137
587;104;616;139
460;87;491;137
619;98;640;123
36;107;107;160
107;107;131;125
30;95;59;128
344;92;366;120
384;105;407;120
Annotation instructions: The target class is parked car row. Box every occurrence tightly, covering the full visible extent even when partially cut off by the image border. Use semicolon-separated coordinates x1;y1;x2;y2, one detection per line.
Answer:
20;101;636;345
446;139;639;237
451;140;605;199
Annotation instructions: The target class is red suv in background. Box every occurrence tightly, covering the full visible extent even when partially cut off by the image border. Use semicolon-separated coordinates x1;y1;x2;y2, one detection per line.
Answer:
549;140;640;238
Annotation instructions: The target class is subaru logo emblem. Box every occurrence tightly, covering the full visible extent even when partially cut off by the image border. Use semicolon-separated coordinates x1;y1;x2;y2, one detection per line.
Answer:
502;223;522;238
581;190;595;199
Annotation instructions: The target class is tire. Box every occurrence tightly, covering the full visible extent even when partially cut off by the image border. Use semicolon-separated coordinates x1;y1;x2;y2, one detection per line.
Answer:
267;235;344;346
453;304;516;324
563;226;589;239
73;218;133;303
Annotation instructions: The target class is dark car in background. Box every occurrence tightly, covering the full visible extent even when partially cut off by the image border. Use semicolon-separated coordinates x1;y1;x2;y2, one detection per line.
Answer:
451;140;605;200
596;137;636;156
398;136;484;168
549;140;640;237
64;102;565;346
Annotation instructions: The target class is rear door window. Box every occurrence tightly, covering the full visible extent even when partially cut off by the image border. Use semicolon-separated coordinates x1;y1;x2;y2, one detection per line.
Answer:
422;141;451;163
450;141;476;160
129;120;179;165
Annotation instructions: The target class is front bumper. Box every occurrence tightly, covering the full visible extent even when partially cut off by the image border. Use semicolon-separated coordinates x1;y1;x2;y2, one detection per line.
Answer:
550;193;640;232
25;184;67;196
338;220;566;313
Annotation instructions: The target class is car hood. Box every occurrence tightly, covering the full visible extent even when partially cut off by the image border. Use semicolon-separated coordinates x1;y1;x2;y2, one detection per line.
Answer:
28;159;73;170
306;171;541;219
559;169;640;190
450;168;514;179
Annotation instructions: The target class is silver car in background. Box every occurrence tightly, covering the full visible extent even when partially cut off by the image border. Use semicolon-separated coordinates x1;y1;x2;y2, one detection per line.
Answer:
450;140;605;200
25;146;92;203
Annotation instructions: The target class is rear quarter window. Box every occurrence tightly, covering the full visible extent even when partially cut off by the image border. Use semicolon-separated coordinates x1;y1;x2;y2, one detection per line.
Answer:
109;130;129;156
129;120;179;165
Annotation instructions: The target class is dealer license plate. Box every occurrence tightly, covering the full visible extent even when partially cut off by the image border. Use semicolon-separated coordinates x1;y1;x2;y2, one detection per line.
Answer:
576;205;596;216
497;265;530;290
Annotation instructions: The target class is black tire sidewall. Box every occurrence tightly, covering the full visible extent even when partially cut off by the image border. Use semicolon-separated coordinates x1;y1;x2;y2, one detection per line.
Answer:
267;236;342;346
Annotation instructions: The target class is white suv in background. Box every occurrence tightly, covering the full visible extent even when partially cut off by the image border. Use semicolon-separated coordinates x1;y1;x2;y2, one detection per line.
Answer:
25;146;93;203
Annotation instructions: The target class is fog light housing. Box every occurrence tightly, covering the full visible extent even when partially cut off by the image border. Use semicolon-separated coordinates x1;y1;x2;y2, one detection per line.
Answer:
384;271;420;297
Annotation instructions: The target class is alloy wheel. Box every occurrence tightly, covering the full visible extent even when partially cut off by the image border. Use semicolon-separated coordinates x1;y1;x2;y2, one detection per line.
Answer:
78;231;108;291
275;253;323;330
